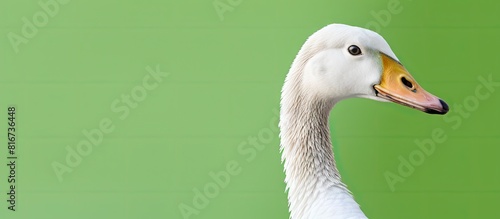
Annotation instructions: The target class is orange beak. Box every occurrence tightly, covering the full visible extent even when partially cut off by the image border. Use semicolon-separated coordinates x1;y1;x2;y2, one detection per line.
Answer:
373;53;449;115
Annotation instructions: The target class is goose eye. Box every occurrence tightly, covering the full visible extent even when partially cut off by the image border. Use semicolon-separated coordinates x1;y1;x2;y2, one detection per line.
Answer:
348;45;362;56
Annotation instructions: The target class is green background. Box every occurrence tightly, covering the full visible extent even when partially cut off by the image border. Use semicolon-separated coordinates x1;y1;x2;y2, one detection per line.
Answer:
1;0;499;218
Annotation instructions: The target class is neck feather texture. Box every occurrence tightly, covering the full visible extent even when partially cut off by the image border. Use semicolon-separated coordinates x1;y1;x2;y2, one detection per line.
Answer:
279;48;367;219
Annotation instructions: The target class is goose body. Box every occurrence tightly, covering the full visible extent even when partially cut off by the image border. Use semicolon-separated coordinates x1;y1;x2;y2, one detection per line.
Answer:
279;24;448;219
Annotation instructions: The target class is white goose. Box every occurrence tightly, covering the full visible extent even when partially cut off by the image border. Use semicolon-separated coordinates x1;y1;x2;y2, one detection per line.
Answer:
279;24;448;219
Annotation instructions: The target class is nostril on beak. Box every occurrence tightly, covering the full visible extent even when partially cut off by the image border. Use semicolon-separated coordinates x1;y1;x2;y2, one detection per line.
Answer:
401;77;413;89
439;99;449;113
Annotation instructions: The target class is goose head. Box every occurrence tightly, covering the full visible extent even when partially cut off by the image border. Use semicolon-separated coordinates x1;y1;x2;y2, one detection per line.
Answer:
299;24;448;114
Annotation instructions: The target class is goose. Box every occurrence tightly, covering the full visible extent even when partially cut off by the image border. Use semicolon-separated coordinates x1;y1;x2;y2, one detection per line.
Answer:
279;24;449;219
